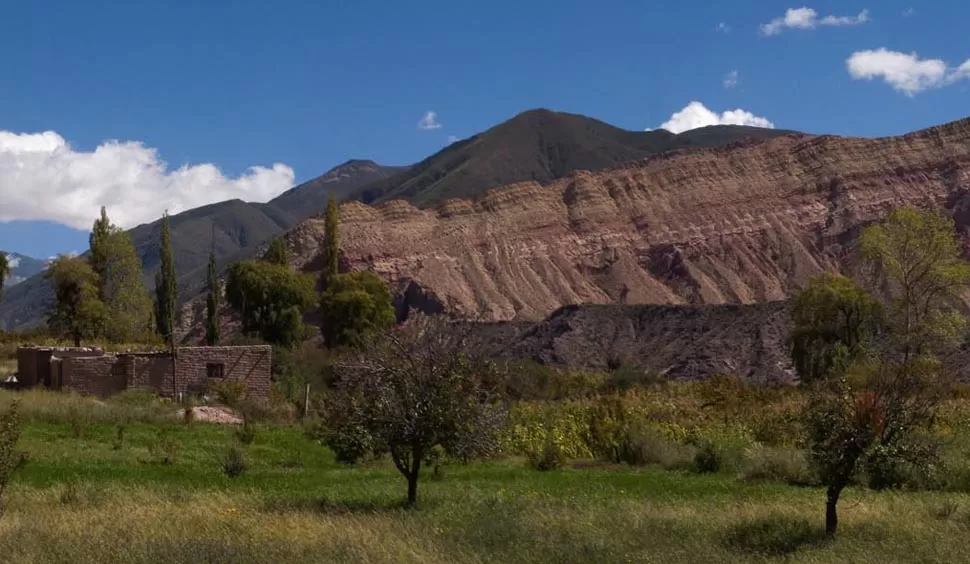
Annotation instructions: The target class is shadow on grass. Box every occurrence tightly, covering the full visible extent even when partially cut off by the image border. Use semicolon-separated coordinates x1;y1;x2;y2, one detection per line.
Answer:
260;495;423;515
723;516;828;556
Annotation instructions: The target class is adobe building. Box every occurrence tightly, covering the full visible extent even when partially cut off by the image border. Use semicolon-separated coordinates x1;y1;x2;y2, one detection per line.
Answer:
15;345;272;400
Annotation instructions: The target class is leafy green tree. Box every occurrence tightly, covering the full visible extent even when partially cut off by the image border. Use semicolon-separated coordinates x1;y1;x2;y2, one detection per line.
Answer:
224;260;315;347
205;246;220;346
860;206;970;359
46;256;108;346
0;252;9;301
319;271;395;348
320;314;507;505
797;207;969;536
320;193;340;289
89;206;113;297
264;237;289;266
154;212;178;345
102;232;153;343
790;274;883;382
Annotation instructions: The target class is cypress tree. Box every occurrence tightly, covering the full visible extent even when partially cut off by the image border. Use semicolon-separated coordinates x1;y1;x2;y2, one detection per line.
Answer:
0;252;9;301
205;244;220;346
320;193;340;289
265;237;289;267
154;212;178;345
89;206;112;298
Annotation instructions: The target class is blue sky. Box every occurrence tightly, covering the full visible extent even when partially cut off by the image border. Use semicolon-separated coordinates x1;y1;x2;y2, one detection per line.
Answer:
0;0;968;258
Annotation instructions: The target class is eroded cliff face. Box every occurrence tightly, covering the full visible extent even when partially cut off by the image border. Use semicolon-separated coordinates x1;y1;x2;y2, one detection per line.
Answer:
278;119;970;322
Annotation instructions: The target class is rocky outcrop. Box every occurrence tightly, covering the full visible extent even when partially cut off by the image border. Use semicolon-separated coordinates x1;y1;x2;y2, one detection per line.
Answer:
281;118;970;322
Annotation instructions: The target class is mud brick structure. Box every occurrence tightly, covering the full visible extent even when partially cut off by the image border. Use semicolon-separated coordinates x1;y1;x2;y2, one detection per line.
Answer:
15;345;271;400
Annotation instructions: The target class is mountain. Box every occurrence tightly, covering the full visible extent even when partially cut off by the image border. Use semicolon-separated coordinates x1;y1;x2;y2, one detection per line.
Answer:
1;253;47;287
1;109;789;331
0;160;403;330
352;108;796;206
272;116;970;328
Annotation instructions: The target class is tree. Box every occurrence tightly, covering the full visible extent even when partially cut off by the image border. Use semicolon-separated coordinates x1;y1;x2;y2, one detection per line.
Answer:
205;246;220;346
224;260;316;347
89;206;113;296
46;256;108;346
859;207;970;359
790;274;883;382
101;230;154;343
796;207;969;536
264;237;289;266
320;314;507;505
320;193;340;289
154;212;178;345
0;252;9;301
0;400;24;519
319;271;395;348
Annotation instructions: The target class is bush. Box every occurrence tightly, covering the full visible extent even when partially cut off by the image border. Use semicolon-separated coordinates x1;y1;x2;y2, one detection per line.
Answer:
111;422;125;451
148;427;180;465
692;441;721;474
602;364;666;392
211;380;246;408
527;440;566;471
235;418;256;445
616;423;697;470
724;516;821;556
0;401;24;517
739;445;816;486
223;446;247;478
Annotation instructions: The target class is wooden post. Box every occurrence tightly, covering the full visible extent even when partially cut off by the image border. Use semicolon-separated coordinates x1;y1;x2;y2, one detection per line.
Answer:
303;383;310;419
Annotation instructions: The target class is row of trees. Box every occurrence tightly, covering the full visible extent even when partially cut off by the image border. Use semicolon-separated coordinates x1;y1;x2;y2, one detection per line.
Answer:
45;208;179;346
791;207;970;535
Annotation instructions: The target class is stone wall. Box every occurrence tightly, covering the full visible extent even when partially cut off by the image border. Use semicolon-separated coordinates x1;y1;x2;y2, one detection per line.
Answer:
17;347;104;387
175;345;272;400
61;356;127;397
127;354;174;395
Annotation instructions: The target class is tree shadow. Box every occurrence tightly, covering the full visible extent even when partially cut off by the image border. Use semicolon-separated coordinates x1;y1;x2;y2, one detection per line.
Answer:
260;496;420;515
723;516;829;556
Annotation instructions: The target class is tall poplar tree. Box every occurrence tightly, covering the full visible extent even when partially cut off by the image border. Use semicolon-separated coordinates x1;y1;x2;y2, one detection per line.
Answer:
320;193;340;289
89;206;112;298
205;243;220;346
154;212;178;345
0;252;9;302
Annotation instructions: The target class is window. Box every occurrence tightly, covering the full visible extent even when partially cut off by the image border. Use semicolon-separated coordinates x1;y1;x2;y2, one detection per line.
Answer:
206;363;225;379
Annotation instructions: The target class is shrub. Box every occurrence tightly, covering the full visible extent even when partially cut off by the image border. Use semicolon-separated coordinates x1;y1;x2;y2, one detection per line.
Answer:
617;423;696;470
724;516;821;556
211;380;246;408
235;418;256;446
603;364;666;392
148;427;180;465
223;446;247;478
111;422;125;451
527;440;566;471
739;445;816;486
0;400;24;518
933;500;960;520
693;441;721;474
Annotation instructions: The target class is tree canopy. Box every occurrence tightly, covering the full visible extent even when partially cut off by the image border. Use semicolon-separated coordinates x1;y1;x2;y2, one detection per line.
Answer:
319;270;396;348
46;256;108;346
224;260;315;347
154;212;178;346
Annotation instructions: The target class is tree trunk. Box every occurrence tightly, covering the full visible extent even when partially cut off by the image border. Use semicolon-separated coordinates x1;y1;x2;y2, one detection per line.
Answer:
406;456;422;506
826;484;843;536
73;333;81;347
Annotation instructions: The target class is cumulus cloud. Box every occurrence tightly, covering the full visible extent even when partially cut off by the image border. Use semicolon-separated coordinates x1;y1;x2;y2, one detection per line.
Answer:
417;111;442;130
847;48;970;95
716;22;730;33
723;70;740;88
6;255;19;269
653;101;775;134
0;130;295;230
761;7;869;36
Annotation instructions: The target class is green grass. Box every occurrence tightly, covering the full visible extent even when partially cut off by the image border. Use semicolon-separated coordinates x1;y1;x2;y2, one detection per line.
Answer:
3;389;970;562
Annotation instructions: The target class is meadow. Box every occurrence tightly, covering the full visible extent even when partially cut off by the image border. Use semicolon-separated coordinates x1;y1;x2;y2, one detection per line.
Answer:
2;376;970;563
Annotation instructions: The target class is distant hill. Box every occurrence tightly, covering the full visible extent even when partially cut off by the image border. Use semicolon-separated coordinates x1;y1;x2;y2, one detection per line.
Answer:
2;253;47;287
353;108;797;206
0;109;794;330
0;160;403;330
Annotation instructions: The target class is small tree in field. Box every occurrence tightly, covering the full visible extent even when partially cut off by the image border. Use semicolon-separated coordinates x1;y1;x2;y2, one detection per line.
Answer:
321;314;507;505
795;207;970;536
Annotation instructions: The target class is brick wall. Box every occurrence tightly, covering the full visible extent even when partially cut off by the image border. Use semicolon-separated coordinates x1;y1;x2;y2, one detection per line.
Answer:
175;345;272;401
62;356;127;397
17;347;104;388
127;354;174;395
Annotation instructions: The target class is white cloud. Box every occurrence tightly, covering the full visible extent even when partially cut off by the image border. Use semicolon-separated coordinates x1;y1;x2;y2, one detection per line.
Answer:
6;255;19;269
846;48;970;95
723;70;740;88
447;135;460;144
653;101;775;134
417;111;442;130
760;7;869;36
0;130;295;230
716;22;730;33
901;7;914;17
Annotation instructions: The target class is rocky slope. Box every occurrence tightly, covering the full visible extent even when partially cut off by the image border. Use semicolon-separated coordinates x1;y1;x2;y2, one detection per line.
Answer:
280;117;970;322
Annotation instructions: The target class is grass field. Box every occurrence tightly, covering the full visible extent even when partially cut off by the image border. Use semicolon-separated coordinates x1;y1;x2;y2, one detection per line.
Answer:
1;389;970;563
